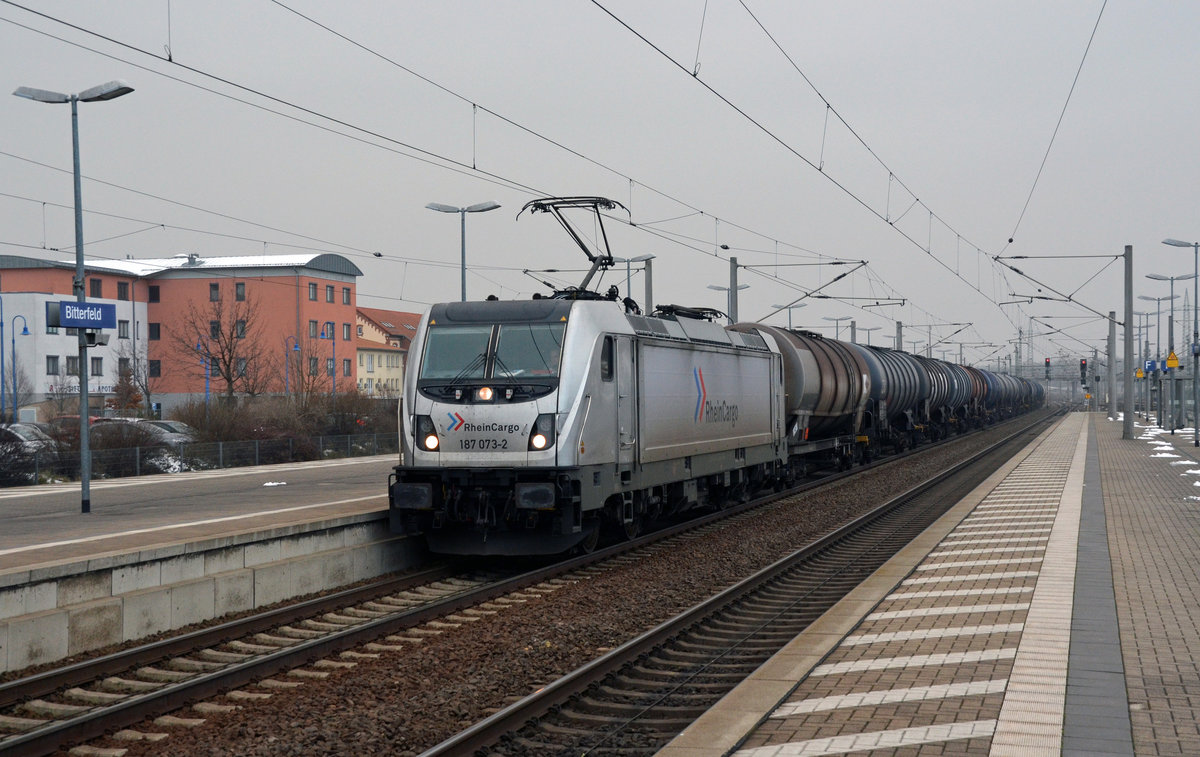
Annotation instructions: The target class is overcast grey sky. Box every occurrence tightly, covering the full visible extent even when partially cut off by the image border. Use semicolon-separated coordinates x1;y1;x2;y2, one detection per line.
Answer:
3;1;1197;368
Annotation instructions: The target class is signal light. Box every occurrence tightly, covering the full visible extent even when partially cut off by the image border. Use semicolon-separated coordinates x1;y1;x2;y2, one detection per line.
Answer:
1044;357;1050;379
1080;358;1087;385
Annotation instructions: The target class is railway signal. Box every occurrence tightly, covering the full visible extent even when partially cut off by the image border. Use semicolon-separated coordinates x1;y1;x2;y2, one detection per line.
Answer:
1045;357;1051;379
1080;358;1087;385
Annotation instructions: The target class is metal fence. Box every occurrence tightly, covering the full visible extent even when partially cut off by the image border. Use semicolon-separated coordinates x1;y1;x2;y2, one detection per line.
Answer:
0;432;401;487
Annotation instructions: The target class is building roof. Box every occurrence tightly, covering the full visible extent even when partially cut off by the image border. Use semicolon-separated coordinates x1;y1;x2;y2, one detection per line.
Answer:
356;337;404;352
357;306;421;337
0;252;363;279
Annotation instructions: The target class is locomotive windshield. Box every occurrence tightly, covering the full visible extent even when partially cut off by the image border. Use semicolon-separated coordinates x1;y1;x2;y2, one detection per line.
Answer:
419;323;565;380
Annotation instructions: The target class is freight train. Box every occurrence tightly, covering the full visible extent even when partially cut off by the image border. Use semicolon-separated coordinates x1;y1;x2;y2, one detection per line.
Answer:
388;197;1045;556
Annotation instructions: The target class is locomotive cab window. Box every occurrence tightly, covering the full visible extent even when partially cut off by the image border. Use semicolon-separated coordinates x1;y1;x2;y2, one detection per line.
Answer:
419;322;565;381
600;336;614;381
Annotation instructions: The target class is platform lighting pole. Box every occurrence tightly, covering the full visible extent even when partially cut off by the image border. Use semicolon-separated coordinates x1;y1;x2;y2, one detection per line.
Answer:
10;316;29;422
425;201;501;302
1147;273;1195;433
824;316;851;341
1163;240;1200;445
1140;294;1177;427
1108;311;1117;421
612;254;655;301
771;303;807;329
707;281;749;324
14;79;134;514
860;326;881;345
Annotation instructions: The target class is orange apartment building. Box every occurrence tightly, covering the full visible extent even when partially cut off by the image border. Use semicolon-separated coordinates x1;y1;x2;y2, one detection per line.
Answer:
0;252;364;417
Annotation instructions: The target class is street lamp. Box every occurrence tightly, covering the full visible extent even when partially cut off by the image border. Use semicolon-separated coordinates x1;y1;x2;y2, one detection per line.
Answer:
321;323;336;396
10;316;29;422
1139;294;1178;428
425;201;501;302
612;254;655;301
1164;238;1200;446
1147;272;1196;433
283;335;300;395
14;79;134;515
707;283;749;323
771;303;807;329
860;326;882;345
824;315;852;340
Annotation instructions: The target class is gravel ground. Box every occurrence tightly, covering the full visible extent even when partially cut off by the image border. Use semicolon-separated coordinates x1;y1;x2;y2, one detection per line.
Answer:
93;420;1038;757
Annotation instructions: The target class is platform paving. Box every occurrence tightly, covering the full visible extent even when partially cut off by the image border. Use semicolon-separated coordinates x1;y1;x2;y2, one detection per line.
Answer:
660;411;1200;756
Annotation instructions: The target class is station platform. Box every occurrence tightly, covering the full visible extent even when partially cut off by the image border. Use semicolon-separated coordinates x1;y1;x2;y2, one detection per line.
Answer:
660;411;1200;757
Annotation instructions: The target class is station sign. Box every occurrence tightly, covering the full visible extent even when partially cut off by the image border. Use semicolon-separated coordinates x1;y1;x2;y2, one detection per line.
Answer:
1145;360;1155;373
46;300;116;329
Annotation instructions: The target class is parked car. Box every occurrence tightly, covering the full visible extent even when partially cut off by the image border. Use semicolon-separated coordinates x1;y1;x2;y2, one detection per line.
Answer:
0;423;57;455
144;420;198;444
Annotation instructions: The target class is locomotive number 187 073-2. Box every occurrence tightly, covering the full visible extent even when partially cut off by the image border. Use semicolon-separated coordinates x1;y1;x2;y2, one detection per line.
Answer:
458;438;509;451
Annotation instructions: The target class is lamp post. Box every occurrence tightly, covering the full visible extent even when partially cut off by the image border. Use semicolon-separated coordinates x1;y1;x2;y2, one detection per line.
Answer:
1147;272;1196;433
860;326;882;346
707;283;749;323
612;254;655;301
425;201;501;302
14;79;134;515
1164;239;1200;445
284;335;300;395
10;316;29;422
771;303;807;329
321;324;336;396
824;316;852;340
1139;294;1178;427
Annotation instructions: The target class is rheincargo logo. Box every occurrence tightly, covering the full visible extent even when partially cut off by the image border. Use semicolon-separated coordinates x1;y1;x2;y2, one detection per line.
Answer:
694;367;738;425
445;413;521;434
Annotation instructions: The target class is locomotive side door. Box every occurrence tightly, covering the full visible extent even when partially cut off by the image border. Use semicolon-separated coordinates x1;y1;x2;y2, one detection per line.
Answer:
616;335;636;467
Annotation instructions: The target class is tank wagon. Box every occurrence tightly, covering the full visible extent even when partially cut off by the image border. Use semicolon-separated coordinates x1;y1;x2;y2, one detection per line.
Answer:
387;197;1045;556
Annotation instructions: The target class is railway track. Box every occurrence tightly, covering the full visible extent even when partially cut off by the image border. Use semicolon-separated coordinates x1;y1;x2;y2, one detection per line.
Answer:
0;409;1056;756
420;409;1062;756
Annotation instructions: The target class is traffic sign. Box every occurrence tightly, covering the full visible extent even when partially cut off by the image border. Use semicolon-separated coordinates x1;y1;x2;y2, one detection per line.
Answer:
1136;368;1144;378
1168;351;1180;369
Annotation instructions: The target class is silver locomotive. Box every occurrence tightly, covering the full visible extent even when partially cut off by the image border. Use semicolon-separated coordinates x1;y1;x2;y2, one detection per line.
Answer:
388;197;1044;556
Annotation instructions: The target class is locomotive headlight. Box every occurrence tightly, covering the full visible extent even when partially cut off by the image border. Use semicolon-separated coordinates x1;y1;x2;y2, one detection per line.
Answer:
415;415;440;452
529;413;555;451
476;386;494;402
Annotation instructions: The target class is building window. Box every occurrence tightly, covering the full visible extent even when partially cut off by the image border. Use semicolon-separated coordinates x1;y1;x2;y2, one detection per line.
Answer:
209;283;220;301
66;327;77;336
118;357;131;374
327;358;335;377
237;357;247;377
324;321;334;338
343;358;351;377
308;282;317;301
342;323;351;341
89;278;102;297
309;320;318;338
91;357;103;376
309;357;319;376
117;281;130;300
357;325;363;336
325;285;334;303
46;323;59;335
66;356;80;377
148;285;160;303
46;356;59;376
367;354;375;373
148;323;160;340
148;360;161;377
236;320;246;338
235;282;246;301
342;287;351;305
210;321;220;339
118;320;130;339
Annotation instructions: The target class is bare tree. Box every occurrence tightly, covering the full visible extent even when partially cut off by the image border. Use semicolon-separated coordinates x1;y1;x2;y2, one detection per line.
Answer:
115;339;161;414
172;292;266;401
45;376;79;418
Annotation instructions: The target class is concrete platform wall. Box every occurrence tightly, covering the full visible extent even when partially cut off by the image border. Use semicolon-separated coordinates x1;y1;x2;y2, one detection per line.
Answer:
0;512;422;672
